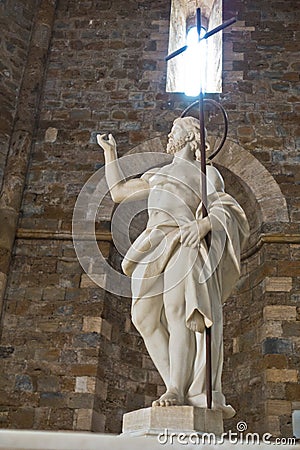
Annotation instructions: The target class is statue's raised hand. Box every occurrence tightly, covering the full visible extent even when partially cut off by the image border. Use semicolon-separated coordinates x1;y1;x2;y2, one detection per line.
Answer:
97;133;117;155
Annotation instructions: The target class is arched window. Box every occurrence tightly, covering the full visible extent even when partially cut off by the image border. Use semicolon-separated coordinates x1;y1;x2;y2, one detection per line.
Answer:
166;0;222;95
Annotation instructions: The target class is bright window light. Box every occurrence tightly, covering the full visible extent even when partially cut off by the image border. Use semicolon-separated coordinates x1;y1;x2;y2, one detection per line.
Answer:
184;26;207;97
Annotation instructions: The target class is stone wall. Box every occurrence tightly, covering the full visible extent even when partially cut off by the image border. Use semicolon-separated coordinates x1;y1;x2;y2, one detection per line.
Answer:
0;0;58;332
223;0;299;222
1;237;106;430
0;0;39;317
0;0;299;438
0;0;38;187
223;243;300;436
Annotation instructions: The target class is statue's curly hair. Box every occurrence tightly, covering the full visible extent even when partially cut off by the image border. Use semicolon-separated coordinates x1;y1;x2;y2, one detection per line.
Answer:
174;116;208;160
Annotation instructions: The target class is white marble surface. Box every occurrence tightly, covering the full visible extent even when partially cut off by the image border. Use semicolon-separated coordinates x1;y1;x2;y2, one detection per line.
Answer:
122;406;223;435
0;430;299;450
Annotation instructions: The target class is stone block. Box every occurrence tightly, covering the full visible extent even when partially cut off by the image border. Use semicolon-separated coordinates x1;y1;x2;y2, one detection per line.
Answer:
265;415;281;437
265;382;286;399
71;362;98;376
91;410;106;432
80;274;106;288
263;305;296;321
232;337;239;353
15;374;33;392
25;287;43;301
262;337;293;355
266;400;291;415
282;321;300;337
286;384;300;401
0;271;7;307
73;408;92;431
263;354;287;369
95;379;108;400
266;369;298;383
0;411;9;423
278;261;300;277
73;333;101;349
10;407;35;428
75;376;96;393
82;317;102;333
49;407;74;429
264;277;292;292
100;318;112;340
37;376;60;392
67;393;94;409
38;320;60;332
40;392;67;408
42;287;65;301
259;320;282;339
45;127;58;142
82;316;112;340
122;406;223;436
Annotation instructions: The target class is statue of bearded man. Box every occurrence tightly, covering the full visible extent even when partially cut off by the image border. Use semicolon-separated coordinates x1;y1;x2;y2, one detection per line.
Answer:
97;117;249;418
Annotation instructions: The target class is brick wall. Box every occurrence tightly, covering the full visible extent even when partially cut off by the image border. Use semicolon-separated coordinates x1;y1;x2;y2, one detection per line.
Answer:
223;0;299;221
1;238;105;429
223;242;300;437
0;0;299;437
0;0;58;333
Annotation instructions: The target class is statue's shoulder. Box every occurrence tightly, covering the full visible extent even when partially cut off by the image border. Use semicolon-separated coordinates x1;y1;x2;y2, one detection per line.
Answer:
141;166;162;182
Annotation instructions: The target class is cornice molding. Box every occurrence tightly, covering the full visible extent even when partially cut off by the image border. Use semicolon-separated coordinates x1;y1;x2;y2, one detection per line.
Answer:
16;228;300;261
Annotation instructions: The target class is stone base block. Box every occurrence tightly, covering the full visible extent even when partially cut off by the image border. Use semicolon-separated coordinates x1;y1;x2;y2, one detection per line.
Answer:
122;406;223;437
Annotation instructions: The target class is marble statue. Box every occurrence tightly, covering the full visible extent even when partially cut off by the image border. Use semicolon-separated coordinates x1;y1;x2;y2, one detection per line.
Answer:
97;117;249;419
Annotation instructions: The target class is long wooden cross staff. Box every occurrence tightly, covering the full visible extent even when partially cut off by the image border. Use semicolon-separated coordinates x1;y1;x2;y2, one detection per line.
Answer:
166;7;236;410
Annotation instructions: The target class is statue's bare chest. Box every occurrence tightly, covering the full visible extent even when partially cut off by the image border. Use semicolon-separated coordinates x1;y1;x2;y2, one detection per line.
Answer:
149;162;202;193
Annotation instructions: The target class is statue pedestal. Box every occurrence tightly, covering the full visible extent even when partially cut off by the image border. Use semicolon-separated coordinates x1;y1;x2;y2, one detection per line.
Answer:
122;406;223;438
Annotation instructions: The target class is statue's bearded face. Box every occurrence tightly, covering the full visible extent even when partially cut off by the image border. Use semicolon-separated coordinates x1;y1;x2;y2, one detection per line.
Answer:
166;122;190;154
166;118;210;160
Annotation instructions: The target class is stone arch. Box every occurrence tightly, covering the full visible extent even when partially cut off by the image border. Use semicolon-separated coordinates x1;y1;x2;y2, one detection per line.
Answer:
214;139;289;225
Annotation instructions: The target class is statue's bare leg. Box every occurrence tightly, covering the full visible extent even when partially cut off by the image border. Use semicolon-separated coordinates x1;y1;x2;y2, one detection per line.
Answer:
131;294;170;390
152;247;197;407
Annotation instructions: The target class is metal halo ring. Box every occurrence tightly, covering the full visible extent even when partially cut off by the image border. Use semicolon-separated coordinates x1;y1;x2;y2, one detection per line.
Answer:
180;99;228;160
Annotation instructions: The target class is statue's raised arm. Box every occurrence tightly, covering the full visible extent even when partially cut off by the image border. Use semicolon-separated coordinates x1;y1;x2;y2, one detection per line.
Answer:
97;133;149;203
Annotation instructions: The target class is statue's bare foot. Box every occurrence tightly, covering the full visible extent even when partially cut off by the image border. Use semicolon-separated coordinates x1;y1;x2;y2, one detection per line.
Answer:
152;391;184;407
